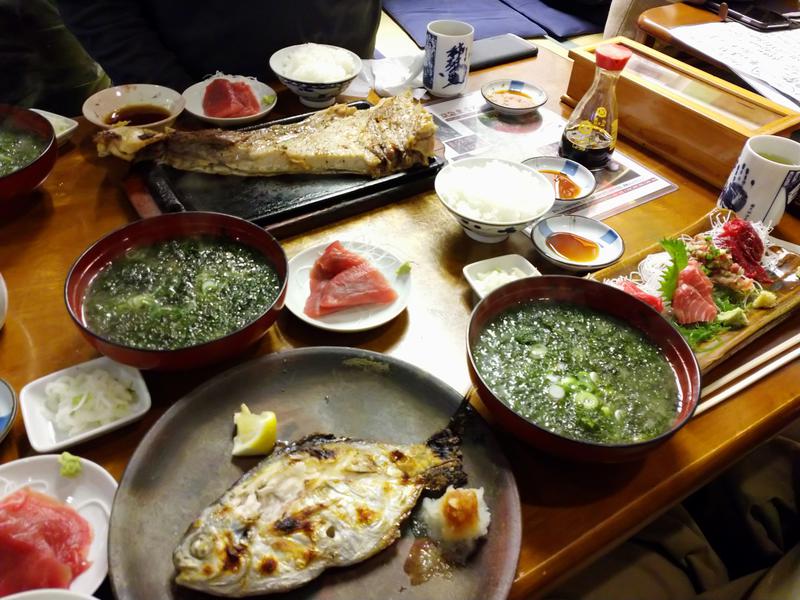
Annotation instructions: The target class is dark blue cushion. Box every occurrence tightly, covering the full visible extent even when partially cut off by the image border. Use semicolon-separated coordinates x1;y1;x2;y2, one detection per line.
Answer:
499;0;603;38
383;0;546;48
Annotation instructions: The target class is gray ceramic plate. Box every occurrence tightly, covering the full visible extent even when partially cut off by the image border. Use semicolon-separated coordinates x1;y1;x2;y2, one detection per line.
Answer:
109;347;520;600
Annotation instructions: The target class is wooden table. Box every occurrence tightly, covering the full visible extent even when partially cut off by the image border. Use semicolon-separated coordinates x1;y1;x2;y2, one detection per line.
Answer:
637;2;800;71
3;45;800;599
637;3;719;49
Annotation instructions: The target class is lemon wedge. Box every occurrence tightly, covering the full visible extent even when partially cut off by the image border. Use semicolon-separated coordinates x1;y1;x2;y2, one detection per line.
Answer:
232;404;277;456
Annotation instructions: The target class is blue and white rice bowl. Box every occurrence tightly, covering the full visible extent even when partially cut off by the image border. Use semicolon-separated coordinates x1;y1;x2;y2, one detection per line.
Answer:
522;156;596;203
531;215;624;271
481;79;547;116
435;157;555;243
269;44;362;108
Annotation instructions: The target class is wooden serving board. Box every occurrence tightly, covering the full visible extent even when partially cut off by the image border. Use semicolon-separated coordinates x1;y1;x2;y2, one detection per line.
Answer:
592;210;800;373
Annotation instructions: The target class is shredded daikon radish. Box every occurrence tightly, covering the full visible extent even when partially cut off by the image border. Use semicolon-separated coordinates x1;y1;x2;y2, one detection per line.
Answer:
636;251;671;296
43;368;137;436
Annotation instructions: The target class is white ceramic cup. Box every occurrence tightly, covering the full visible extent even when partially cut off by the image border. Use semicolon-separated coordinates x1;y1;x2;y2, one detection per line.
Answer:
718;135;800;226
423;20;474;98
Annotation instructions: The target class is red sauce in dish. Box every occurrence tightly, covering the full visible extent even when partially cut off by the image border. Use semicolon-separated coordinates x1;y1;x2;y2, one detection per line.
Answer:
539;169;581;200
487;89;535;109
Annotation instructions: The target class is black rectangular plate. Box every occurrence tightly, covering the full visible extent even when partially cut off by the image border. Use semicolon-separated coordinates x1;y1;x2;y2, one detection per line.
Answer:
135;102;443;232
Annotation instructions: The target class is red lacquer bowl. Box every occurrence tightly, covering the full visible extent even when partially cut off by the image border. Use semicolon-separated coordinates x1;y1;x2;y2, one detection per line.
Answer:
0;105;57;211
65;212;288;370
467;276;700;462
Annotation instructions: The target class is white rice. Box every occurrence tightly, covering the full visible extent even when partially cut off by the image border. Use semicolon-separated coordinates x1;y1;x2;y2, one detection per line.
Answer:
439;161;551;223
275;43;358;83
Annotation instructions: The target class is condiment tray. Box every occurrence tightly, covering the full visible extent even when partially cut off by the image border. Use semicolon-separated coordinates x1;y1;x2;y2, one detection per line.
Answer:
463;254;541;298
20;356;151;453
30;108;79;146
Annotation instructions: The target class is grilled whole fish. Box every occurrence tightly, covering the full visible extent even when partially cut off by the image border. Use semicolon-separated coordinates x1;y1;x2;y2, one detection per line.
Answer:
95;93;436;178
173;426;464;596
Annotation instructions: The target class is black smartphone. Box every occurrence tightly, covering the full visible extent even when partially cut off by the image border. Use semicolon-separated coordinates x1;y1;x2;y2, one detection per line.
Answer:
706;2;794;30
470;34;538;72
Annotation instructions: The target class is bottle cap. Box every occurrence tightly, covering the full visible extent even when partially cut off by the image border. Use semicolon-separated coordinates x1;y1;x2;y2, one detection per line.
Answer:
595;44;632;71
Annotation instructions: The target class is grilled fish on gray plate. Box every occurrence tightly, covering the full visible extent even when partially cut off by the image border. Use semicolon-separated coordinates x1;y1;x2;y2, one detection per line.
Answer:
173;422;465;597
95;92;436;178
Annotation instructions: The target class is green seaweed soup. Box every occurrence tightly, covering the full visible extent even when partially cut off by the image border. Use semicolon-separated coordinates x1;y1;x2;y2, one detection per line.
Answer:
83;236;281;350
473;301;680;444
0;126;46;177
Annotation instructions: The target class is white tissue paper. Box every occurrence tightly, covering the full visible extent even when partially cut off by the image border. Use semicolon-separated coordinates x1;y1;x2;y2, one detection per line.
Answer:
344;54;427;99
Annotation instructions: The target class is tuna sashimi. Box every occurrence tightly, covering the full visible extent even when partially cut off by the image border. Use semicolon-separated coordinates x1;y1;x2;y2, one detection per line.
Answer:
315;262;398;316
203;78;260;118
715;218;773;284
0;488;92;595
304;242;398;318
672;261;717;325
0;523;72;594
309;241;366;284
678;259;713;296
616;279;664;313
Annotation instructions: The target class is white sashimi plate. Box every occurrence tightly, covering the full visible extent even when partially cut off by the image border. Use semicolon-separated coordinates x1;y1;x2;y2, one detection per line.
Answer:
286;241;411;332
0;455;117;595
182;75;277;126
5;590;99;600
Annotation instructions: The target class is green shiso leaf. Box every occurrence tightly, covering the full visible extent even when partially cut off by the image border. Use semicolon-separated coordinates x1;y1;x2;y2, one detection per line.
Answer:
659;238;689;301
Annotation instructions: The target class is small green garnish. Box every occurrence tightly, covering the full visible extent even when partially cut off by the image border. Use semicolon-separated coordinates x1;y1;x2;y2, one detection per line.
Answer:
262;94;276;106
659;239;689;301
58;452;82;478
396;261;412;276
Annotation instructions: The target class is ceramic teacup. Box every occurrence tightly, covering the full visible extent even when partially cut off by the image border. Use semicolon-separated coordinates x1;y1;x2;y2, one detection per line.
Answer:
423;20;474;98
718;135;800;226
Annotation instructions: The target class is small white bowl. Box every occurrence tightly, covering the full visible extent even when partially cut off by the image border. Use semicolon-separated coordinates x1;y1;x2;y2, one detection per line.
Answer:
0;378;16;446
0;455;116;595
182;75;277;126
20;356;151;453
269;44;362;108
481;79;547;116
82;84;185;129
463;254;541;298
30;108;79;146
522;156;596;203
531;215;624;271
435;157;555;243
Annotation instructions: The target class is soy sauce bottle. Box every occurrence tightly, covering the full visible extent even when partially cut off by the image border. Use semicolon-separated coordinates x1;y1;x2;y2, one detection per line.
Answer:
560;44;632;170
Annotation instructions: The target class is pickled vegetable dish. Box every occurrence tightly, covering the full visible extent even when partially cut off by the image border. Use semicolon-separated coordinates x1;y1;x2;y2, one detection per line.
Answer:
472;301;679;444
83;236;281;350
0;127;46;177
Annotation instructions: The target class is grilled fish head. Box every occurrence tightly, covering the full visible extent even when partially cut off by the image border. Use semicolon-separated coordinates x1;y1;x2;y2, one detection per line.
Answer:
173;430;463;597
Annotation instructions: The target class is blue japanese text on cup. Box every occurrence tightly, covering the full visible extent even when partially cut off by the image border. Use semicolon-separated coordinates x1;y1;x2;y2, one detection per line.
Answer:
423;20;474;98
718;135;800;227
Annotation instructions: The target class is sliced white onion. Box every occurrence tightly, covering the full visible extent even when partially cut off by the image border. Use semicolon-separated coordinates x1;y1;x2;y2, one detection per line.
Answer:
42;369;137;436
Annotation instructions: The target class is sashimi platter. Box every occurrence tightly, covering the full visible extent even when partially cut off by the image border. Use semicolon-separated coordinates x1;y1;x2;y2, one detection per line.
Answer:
6;41;800;600
594;209;800;372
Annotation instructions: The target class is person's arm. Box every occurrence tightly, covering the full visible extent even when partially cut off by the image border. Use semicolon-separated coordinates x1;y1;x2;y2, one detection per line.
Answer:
56;0;193;89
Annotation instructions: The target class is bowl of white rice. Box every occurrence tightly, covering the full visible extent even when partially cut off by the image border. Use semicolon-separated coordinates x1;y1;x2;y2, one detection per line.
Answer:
435;157;555;243
269;43;362;108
